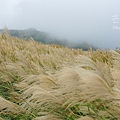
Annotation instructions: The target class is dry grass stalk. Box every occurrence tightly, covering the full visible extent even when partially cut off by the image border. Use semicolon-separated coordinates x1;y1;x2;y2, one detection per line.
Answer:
0;33;120;119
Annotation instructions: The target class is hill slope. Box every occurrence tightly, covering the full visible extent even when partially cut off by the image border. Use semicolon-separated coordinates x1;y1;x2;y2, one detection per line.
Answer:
0;28;97;50
0;28;53;43
0;34;120;120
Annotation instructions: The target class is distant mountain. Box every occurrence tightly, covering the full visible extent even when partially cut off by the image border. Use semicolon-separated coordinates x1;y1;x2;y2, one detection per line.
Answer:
0;28;68;46
0;28;50;43
0;28;97;50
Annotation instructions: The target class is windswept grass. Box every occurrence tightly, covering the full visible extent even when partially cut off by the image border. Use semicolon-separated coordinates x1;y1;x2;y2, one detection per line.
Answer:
0;33;120;120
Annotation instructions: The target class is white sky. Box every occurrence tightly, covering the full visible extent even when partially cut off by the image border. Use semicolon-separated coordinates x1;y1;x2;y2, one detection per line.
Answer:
0;0;120;49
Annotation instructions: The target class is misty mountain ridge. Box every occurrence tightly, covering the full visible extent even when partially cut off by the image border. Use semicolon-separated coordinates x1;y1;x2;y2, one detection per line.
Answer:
0;28;97;50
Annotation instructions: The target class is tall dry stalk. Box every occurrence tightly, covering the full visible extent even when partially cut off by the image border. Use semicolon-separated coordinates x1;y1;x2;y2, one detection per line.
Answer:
0;32;120;119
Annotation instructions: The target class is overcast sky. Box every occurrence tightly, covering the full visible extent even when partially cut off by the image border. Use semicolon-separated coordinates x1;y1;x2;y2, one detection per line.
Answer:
0;0;120;49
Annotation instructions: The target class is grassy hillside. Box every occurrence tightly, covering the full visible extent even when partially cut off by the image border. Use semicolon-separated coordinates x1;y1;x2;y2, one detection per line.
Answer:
0;33;120;120
0;28;97;50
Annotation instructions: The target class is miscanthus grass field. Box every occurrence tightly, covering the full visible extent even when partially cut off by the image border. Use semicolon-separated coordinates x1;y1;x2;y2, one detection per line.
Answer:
0;32;120;120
